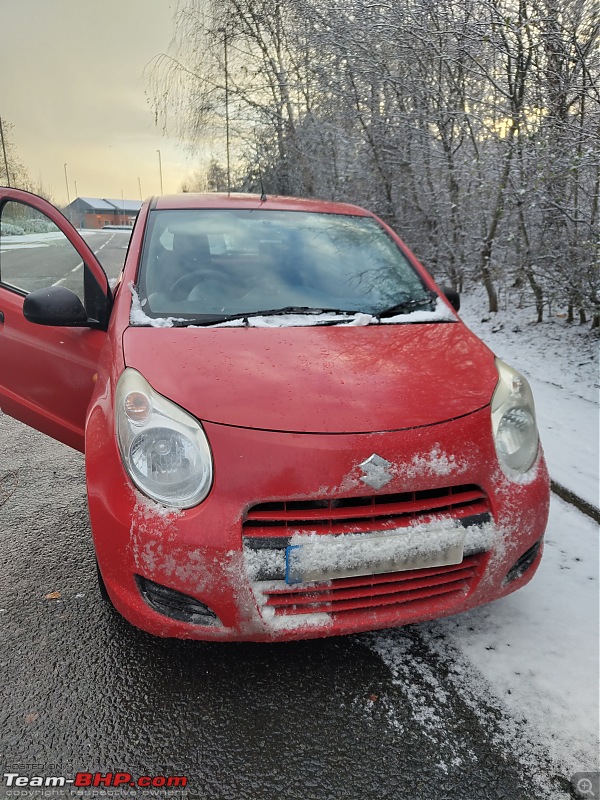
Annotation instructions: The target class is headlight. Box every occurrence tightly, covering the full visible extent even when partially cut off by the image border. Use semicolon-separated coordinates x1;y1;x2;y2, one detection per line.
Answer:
115;369;213;508
491;359;539;474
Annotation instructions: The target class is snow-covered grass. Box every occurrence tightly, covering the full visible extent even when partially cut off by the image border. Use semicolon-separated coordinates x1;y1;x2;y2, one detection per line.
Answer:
459;287;598;405
460;288;599;508
366;287;599;796
0;230;69;251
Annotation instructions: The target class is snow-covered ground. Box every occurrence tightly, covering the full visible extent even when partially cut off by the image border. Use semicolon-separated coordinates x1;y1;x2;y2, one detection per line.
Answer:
366;288;599;798
460;289;599;508
0;230;67;251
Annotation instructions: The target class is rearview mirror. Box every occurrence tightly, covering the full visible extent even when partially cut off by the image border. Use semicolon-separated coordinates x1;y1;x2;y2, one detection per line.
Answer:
23;286;89;326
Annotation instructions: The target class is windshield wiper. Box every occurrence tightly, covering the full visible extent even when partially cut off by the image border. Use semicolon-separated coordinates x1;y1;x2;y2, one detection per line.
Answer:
243;306;357;318
375;295;436;318
171;306;357;327
155;300;438;328
170;314;236;327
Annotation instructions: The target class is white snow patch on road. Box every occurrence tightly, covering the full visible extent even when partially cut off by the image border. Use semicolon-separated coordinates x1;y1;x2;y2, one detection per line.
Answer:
434;495;599;776
0;231;66;252
367;497;599;794
366;288;598;790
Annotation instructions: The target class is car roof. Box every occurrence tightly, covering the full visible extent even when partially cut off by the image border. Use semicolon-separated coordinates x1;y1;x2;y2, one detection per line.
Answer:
153;193;372;216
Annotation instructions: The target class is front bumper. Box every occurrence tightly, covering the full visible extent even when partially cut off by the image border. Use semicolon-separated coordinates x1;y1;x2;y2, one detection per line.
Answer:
86;407;549;641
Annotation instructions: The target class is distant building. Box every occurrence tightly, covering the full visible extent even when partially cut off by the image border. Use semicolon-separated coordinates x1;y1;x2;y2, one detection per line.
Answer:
64;197;142;229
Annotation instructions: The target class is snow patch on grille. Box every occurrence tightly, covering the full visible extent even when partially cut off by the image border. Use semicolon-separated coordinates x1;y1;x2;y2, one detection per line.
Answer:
287;521;466;582
251;580;333;630
244;518;500;588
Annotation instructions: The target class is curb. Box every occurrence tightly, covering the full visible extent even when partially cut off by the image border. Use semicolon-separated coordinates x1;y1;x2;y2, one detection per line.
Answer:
550;480;600;524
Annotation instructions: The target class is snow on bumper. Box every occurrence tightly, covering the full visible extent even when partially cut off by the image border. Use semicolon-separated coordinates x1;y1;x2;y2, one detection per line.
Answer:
86;406;549;641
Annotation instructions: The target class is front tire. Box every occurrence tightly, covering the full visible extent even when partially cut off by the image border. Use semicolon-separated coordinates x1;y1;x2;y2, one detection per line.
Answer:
95;559;111;603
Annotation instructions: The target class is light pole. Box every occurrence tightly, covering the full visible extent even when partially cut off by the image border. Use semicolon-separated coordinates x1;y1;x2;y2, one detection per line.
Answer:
64;163;71;205
156;149;163;194
138;176;142;201
0;118;11;186
218;27;231;194
64;163;72;222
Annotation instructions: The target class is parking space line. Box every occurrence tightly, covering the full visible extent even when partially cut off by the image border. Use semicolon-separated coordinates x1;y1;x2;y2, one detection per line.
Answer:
52;261;83;286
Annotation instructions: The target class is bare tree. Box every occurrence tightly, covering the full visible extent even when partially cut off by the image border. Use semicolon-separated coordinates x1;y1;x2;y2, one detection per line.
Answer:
151;0;600;327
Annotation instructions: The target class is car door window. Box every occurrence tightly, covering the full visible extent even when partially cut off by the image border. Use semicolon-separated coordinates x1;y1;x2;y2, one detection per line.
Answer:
0;200;85;301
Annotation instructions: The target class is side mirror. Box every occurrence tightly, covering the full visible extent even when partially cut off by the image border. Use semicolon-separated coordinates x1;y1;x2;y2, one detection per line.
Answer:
23;286;89;326
441;286;460;312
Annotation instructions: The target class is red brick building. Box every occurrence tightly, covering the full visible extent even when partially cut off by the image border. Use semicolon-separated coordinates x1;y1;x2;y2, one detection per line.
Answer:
64;197;142;229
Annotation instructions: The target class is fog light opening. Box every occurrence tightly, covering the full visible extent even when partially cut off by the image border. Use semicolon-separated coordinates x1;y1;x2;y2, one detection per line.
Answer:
504;539;542;584
136;575;221;626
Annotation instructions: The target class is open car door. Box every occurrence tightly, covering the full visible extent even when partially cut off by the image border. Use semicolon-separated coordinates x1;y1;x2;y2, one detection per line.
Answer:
0;188;112;451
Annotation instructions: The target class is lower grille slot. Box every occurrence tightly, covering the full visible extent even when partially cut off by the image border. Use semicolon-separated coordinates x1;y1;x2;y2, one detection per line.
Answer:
254;553;486;619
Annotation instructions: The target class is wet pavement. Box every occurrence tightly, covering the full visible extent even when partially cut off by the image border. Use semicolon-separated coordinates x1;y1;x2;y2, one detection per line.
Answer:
0;231;559;800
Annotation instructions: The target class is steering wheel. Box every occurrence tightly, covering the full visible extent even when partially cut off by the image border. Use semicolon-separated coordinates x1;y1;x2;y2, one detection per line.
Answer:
170;269;230;300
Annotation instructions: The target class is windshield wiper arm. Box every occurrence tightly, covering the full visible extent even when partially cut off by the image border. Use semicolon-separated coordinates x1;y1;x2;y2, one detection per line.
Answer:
169;307;357;327
376;295;436;318
243;306;356;317
170;314;236;327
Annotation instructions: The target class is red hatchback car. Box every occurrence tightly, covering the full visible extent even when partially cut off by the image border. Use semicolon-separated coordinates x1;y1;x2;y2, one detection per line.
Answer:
0;188;549;641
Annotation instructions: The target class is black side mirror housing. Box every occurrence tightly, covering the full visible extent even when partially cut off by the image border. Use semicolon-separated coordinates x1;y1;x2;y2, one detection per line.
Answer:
23;286;89;326
441;286;460;312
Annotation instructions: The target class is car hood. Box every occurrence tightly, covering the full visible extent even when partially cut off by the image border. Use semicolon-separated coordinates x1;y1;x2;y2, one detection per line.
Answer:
122;322;498;433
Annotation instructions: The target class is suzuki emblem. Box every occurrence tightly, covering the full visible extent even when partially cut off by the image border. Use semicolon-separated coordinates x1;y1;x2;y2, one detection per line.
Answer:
358;454;393;490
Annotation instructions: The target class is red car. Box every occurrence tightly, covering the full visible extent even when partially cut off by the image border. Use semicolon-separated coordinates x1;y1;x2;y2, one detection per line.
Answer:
0;188;549;641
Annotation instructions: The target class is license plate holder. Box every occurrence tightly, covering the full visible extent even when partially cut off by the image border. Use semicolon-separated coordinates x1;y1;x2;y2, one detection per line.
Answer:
285;526;466;585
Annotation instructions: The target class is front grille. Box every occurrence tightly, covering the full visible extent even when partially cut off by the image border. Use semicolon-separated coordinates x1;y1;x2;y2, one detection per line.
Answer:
243;484;492;623
255;553;486;618
243;484;490;539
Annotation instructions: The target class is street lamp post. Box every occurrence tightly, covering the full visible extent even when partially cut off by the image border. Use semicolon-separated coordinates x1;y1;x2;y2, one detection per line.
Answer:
156;150;163;194
64;163;71;222
64;163;71;205
218;27;232;194
0;118;11;187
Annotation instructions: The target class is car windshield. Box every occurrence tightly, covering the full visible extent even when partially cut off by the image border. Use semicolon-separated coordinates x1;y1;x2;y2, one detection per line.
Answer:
136;209;434;323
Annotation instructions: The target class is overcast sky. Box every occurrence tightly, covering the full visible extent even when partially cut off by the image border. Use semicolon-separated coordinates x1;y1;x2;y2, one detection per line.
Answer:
0;0;205;204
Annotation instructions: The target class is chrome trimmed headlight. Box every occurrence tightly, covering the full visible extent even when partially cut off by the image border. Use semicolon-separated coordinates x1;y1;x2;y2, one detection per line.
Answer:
491;358;539;475
115;369;213;508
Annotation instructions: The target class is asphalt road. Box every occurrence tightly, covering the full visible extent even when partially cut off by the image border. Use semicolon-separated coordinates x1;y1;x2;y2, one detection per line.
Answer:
0;229;564;800
0;229;128;294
